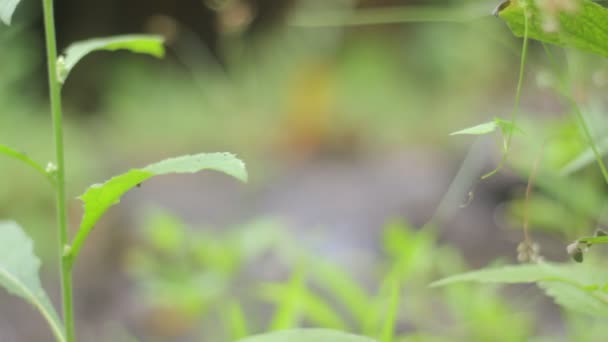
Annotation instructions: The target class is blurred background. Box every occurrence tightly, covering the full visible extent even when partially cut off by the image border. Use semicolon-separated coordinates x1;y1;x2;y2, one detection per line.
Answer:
1;0;608;341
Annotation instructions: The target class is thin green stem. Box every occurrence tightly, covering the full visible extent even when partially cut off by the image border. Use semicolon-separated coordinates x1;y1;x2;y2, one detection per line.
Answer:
541;44;608;185
41;0;75;341
482;7;529;179
569;99;608;184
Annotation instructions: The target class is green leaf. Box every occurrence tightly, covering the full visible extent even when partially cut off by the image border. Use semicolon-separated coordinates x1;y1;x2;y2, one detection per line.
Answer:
431;262;608;316
237;329;377;342
497;0;608;58
430;263;572;287
494;117;522;136
0;221;66;342
0;0;20;25
449;121;498;136
578;236;608;245
58;35;165;83
0;144;54;184
69;153;247;265
540;281;608;317
222;300;250;340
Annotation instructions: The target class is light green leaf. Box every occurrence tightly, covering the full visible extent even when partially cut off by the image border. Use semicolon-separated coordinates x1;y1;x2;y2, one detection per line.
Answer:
450;118;522;137
578;236;608;245
69;153;247;265
450;121;498;136
430;263;572;287
59;35;165;83
237;329;377;342
497;0;608;58
494;117;522;136
0;221;65;342
540;281;608;317
0;0;20;25
0;144;54;184
432;262;608;316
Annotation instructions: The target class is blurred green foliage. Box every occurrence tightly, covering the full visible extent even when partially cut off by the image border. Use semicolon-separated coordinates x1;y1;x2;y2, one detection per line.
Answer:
126;213;537;341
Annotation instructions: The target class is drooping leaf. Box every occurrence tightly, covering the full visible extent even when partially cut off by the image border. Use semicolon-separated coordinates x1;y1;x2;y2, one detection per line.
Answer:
497;0;608;58
0;144;54;183
0;0;20;25
0;221;66;342
69;153;247;264
58;35;165;83
449;121;498;136
237;329;377;342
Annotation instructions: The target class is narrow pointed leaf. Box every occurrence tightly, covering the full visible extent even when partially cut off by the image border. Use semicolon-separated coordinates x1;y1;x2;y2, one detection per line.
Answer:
59;35;165;83
0;0;20;25
0;221;65;342
450;121;498;136
578;236;608;245
497;0;608;58
69;153;247;264
0;144;54;183
237;329;377;342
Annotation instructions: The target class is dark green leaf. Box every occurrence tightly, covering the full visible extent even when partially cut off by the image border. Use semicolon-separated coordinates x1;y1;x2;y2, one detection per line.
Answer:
498;0;608;58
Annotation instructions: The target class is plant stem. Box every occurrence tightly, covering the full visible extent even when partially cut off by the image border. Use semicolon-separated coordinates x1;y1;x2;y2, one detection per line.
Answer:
481;7;529;179
41;0;75;341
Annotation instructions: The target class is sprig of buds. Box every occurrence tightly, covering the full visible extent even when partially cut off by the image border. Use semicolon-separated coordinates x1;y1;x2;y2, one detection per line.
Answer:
517;240;543;263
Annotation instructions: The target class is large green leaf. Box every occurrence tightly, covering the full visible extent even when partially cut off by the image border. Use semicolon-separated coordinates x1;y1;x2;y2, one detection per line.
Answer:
237;329;377;342
432;262;608;316
0;0;20;25
430;263;568;286
0;221;65;342
540;281;608;317
497;0;608;58
68;153;247;264
58;35;165;83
